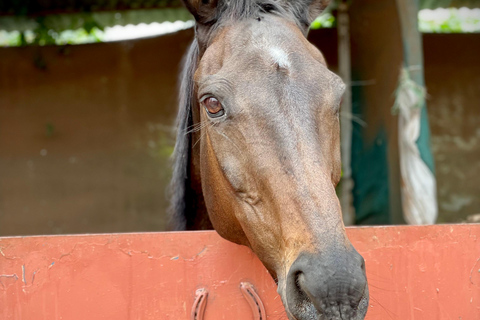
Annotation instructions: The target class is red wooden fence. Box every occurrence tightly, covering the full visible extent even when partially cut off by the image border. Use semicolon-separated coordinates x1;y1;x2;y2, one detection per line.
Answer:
1;225;479;319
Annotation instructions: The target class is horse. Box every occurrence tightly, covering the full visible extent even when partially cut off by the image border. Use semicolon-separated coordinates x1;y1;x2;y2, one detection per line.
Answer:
169;0;369;319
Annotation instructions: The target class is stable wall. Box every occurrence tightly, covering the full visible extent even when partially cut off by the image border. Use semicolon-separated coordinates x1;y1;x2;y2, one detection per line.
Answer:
0;29;478;236
0;30;193;235
1;225;479;319
423;33;480;223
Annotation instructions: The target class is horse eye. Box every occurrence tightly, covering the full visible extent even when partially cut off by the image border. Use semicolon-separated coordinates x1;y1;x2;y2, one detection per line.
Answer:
203;97;225;118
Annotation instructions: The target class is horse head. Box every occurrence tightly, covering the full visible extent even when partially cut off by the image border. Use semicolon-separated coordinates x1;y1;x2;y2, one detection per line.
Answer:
171;1;369;319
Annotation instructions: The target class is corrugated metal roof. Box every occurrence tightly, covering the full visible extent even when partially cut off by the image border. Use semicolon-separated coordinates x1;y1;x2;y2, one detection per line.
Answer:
0;0;478;32
0;1;183;17
1;0;477;17
0;8;192;32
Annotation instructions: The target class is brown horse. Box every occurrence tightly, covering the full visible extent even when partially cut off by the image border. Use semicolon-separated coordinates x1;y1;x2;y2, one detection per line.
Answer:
170;0;369;319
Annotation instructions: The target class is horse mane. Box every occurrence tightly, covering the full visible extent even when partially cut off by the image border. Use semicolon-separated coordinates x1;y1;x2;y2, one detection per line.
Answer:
169;39;199;231
169;0;320;230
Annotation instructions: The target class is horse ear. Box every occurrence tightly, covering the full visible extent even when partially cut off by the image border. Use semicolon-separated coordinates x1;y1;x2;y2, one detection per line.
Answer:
287;0;330;29
181;0;219;25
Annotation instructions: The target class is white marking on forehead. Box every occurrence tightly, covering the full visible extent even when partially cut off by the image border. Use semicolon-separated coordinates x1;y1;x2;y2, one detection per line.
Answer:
269;47;290;69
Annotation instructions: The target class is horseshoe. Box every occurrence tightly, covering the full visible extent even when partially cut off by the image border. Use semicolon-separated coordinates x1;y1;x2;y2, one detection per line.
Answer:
191;288;208;320
190;282;266;320
240;282;267;320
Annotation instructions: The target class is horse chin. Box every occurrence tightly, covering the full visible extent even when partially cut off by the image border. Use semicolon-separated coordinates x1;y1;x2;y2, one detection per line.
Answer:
278;280;369;320
283;300;369;320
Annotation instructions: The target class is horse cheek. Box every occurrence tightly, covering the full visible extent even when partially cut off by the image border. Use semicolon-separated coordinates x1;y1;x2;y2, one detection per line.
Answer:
201;137;250;247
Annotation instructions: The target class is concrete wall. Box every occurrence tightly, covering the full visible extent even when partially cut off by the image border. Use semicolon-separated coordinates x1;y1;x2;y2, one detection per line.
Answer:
423;33;480;223
0;28;478;236
0;30;193;235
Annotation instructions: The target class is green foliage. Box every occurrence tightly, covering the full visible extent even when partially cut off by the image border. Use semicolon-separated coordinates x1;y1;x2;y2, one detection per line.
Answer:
4;14;105;46
310;13;336;30
32;17;55;45
419;8;480;33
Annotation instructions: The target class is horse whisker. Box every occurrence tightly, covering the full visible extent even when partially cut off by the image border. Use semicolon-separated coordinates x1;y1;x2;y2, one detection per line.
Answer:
367;283;399;292
185;120;210;135
191;122;212;149
349;286;397;320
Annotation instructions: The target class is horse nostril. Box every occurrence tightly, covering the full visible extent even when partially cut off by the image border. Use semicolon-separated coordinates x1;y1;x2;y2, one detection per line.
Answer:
286;268;322;318
286;251;369;319
294;271;304;290
293;271;313;303
360;256;366;272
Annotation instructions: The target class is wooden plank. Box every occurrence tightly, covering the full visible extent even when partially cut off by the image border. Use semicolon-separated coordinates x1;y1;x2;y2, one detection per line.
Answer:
1;225;479;319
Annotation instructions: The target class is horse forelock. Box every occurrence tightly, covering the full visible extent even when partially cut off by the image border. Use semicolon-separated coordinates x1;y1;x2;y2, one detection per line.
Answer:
194;0;287;44
214;0;285;23
197;0;327;36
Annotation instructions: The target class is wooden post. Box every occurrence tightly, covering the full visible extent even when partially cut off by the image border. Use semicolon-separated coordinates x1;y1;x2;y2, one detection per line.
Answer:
337;1;355;226
395;0;437;224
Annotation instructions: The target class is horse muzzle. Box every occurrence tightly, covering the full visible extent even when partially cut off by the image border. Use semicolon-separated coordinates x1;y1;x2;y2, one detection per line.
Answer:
283;248;369;320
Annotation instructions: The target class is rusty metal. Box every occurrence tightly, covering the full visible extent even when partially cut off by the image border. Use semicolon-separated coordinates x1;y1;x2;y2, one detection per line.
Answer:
240;282;266;320
191;288;208;320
